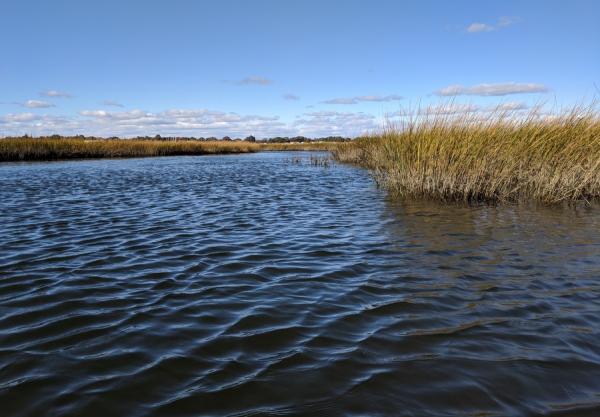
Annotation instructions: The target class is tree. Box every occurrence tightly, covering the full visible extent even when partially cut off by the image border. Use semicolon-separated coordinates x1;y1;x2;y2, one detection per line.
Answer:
244;135;256;142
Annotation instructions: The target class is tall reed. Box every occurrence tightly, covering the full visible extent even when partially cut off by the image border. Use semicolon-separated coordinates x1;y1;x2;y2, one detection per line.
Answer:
334;106;600;204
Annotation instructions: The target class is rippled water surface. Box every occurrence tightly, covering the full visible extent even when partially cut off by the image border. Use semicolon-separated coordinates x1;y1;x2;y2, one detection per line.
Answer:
1;152;600;417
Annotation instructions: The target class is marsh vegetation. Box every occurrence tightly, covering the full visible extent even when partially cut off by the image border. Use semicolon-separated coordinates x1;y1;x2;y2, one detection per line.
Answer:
0;137;344;161
0;138;257;161
334;106;600;204
284;154;335;167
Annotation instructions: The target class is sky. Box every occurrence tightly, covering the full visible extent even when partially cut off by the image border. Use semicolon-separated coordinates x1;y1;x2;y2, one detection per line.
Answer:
1;0;599;138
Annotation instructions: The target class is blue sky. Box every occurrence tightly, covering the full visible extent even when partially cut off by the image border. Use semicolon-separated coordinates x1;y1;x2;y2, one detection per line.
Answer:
1;0;598;137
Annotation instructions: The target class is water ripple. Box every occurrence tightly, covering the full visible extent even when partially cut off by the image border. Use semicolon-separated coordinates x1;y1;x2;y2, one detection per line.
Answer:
1;153;600;416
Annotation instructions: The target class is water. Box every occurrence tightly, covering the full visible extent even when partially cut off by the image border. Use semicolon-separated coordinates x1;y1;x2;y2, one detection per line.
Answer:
1;152;600;417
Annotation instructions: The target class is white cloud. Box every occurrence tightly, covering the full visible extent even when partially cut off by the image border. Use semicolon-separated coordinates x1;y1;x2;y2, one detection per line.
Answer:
234;76;272;86
75;108;289;137
102;100;124;107
0;101;546;138
40;90;72;98
0;107;382;138
435;82;548;96
283;93;300;100
467;23;494;33
1;112;41;123
323;94;403;104
293;111;378;136
24;100;55;108
467;16;520;33
80;110;111;118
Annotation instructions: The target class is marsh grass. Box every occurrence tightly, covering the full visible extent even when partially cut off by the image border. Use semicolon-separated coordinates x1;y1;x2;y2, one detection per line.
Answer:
334;106;600;205
309;155;334;167
0;138;260;161
0;138;348;162
283;154;335;167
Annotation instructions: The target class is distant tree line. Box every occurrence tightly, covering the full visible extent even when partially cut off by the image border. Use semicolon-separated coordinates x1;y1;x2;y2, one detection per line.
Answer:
4;134;352;142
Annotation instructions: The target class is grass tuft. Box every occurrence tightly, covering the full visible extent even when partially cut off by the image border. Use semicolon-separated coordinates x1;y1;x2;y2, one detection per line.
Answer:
333;105;600;205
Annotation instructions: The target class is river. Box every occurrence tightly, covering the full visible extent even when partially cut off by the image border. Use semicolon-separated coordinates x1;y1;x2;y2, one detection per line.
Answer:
1;152;599;416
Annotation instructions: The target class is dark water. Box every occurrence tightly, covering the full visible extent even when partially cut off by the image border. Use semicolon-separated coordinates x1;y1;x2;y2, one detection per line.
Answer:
1;152;600;417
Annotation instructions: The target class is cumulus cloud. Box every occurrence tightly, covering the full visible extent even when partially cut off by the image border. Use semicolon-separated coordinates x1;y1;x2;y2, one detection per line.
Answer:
0;112;41;123
282;93;300;101
0;112;79;136
322;94;403;104
75;108;289;136
23;100;55;108
293;111;378;136
435;82;548;96
101;100;124;107
40;90;72;98
0;102;543;138
467;16;520;33
233;76;272;86
0;107;383;138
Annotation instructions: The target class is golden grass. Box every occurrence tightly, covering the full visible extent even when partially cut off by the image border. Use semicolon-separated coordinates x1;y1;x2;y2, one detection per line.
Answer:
0;138;348;162
333;106;600;204
0;138;262;161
